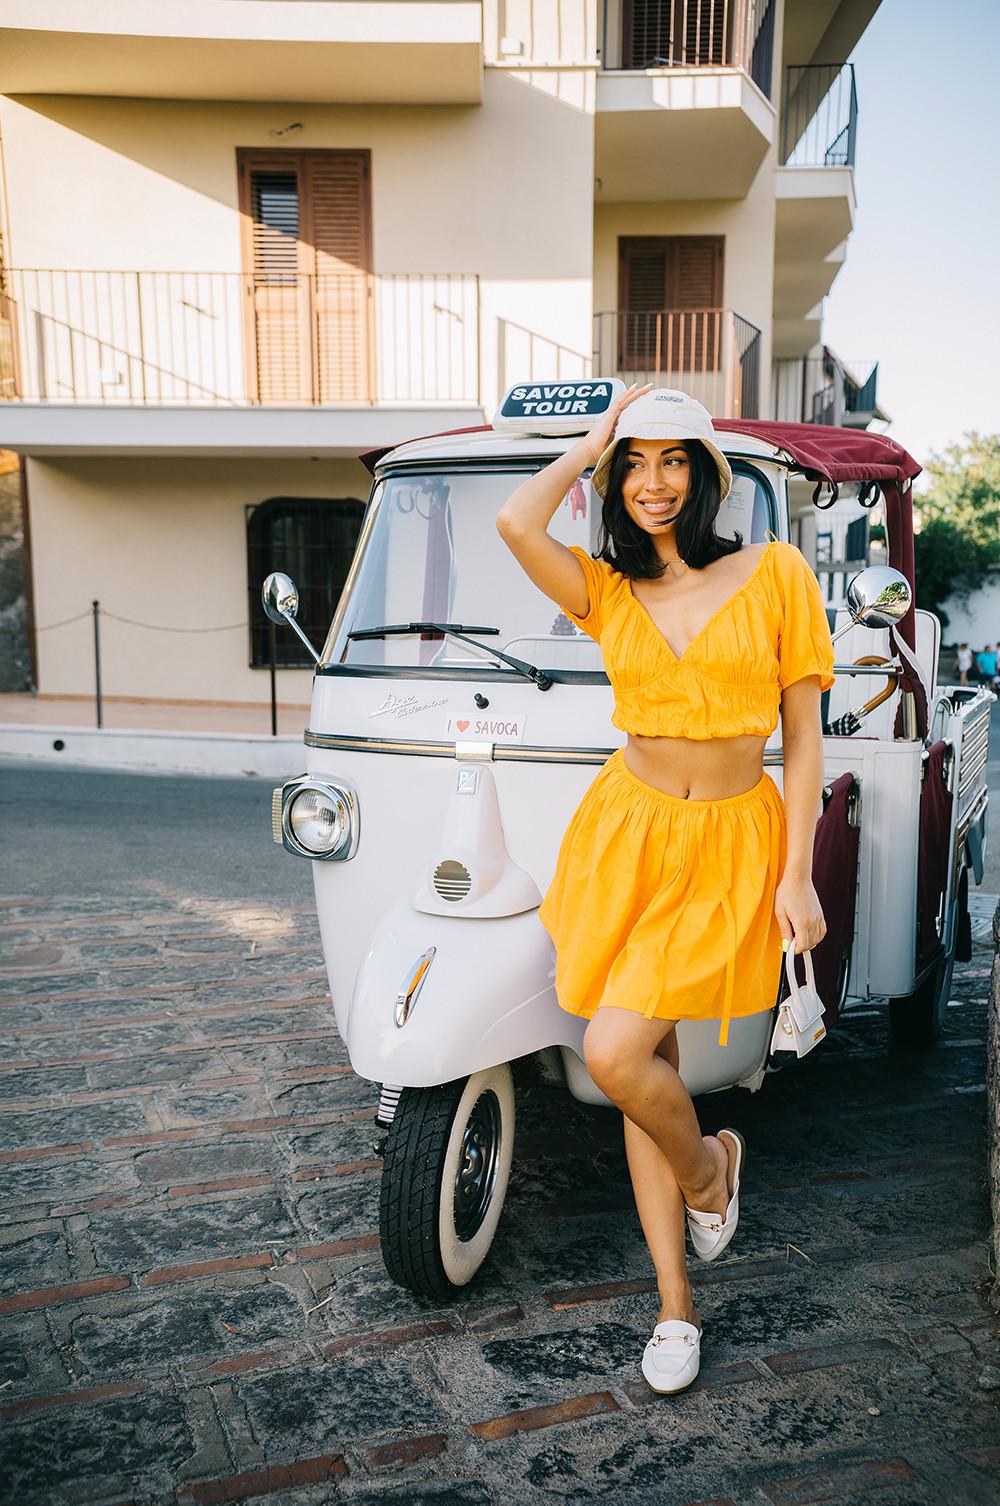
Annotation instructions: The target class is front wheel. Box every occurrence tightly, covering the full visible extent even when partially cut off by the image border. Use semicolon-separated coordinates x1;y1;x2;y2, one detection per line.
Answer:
378;1063;515;1300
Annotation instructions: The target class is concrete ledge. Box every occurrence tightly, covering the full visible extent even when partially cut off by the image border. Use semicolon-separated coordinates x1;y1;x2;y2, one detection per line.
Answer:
0;724;306;778
0;403;487;458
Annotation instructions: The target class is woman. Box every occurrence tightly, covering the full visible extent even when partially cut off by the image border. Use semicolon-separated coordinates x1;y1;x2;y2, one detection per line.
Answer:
495;384;835;1395
955;643;972;686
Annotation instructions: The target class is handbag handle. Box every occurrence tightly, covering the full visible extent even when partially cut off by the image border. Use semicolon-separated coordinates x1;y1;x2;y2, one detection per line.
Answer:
785;943;817;1000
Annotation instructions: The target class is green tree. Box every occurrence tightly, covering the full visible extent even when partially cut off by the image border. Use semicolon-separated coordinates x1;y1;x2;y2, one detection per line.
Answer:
914;433;1000;631
913;519;995;631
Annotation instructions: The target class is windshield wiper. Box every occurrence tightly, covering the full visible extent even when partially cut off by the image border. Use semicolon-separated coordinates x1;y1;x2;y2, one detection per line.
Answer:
347;621;553;691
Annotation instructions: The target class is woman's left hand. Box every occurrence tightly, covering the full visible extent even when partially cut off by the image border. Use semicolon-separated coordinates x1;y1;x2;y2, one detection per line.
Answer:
774;873;827;954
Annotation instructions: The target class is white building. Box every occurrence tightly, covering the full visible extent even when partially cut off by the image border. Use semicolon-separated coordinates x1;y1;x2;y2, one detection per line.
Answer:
0;0;885;712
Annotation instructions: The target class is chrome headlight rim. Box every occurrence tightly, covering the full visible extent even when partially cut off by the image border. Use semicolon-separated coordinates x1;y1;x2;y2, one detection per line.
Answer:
279;777;360;861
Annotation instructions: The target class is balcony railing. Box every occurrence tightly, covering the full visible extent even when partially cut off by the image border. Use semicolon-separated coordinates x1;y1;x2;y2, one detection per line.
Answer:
595;308;761;418
0;269;482;407
601;0;777;100
780;63;858;168
773;355;879;428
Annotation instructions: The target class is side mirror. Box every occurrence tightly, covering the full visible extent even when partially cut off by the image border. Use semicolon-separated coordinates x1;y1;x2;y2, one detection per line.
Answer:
261;572;320;664
831;565;912;644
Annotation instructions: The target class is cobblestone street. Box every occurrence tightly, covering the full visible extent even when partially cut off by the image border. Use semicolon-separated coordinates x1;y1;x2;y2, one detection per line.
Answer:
2;878;1000;1505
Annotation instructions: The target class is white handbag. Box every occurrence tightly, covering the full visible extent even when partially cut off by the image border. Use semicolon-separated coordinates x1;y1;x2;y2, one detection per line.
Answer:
769;945;827;1058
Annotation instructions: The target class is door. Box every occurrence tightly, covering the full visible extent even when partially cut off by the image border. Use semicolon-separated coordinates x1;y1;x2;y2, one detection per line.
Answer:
617;235;724;376
238;149;372;403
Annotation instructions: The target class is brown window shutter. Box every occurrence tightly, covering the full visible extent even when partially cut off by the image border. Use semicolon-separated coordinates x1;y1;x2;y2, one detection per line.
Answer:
244;163;308;402
238;149;372;404
618;242;668;370
303;153;372;404
619;235;723;374
669;237;723;371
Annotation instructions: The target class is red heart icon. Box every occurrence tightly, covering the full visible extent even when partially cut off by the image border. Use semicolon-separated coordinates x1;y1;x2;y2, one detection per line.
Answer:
456;719;470;732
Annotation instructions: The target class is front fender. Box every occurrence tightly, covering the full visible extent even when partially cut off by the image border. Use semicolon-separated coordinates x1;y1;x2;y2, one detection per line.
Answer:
344;899;585;1087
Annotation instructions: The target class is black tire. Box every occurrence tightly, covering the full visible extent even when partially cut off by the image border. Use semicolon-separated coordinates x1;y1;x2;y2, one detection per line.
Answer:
378;1063;515;1300
888;865;966;1048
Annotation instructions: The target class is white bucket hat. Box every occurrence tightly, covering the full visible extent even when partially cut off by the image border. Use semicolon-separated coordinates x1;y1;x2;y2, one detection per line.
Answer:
590;387;734;503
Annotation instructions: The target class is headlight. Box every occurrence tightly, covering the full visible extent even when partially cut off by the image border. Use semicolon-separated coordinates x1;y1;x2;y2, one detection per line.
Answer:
289;788;348;854
277;777;359;860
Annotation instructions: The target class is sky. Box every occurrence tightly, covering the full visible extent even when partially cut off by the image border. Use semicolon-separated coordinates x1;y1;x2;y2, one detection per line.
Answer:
821;0;1000;470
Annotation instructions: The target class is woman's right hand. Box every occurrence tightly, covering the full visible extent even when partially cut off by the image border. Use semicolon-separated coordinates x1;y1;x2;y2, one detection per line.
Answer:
578;382;654;465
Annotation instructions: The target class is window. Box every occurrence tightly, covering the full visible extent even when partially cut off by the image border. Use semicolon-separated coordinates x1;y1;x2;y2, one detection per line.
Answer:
237;149;372;403
247;496;365;668
618;235;724;371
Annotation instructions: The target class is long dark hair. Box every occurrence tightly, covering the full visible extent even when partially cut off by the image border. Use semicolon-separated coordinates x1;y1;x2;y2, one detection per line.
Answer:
594;437;742;579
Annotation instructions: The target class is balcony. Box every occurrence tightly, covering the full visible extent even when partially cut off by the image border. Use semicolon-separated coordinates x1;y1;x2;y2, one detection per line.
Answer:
772;351;884;429
0;269;485;457
0;0;483;105
774;62;857;354
595;0;777;201
594;308;761;418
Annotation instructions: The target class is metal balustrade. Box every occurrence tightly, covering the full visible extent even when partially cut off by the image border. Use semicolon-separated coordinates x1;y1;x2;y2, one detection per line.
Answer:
781;63;858;168
772;355;879;428
0;268;482;406
595;308;762;418
601;0;777;100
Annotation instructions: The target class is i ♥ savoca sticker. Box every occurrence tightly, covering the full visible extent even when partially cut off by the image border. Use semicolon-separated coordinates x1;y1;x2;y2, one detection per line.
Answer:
445;714;526;743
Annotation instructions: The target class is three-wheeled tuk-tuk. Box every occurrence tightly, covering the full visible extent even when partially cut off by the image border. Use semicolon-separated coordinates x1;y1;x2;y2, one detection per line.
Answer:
265;383;991;1299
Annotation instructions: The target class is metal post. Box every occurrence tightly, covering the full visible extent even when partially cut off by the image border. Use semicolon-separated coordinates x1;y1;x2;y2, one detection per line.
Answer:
269;618;278;737
475;273;483;408
92;599;103;729
135;271;147;402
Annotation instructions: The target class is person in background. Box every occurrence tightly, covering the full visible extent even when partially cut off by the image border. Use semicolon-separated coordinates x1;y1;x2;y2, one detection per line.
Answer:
975;644;998;686
955;643;972;685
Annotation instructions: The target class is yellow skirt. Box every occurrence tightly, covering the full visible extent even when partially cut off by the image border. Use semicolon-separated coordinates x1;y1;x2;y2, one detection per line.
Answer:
537;747;788;1046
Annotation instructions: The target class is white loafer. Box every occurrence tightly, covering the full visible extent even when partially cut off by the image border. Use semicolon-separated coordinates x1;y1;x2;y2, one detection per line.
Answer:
685;1127;746;1262
641;1318;702;1394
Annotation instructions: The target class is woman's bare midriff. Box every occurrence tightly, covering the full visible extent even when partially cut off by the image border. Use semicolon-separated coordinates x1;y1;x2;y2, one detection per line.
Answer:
624;731;767;800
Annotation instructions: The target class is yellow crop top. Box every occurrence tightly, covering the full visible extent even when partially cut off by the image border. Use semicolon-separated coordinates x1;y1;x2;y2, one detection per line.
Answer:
563;539;836;740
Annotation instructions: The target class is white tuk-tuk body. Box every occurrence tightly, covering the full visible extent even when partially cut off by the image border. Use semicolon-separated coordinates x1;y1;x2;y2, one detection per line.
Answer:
268;397;989;1299
279;422;988;1107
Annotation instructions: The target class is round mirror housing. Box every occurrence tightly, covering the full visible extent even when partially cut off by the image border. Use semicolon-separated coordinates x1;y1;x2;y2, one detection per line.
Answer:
844;565;912;629
262;572;299;626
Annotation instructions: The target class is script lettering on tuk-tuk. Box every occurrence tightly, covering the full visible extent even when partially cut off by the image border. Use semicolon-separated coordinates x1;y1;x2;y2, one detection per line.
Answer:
369;692;449;718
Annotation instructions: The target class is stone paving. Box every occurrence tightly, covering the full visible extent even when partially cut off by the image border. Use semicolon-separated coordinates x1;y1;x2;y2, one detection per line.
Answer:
1;890;999;1506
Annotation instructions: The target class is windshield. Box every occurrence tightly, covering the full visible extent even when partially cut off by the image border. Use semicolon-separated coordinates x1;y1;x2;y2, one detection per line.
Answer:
320;462;776;674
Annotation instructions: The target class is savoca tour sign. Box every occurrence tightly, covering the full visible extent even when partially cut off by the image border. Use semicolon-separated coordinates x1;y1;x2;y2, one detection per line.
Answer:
493;378;626;435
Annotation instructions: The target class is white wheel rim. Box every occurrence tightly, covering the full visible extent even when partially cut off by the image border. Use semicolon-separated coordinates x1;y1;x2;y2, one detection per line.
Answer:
437;1064;515;1286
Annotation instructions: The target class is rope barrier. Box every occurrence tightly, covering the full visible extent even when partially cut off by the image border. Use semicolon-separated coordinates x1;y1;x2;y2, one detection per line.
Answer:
101;612;249;633
35;609;92;632
34;600;281;735
36;610;248;634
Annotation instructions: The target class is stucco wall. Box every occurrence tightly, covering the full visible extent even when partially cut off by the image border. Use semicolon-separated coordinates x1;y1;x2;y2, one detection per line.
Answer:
27;454;372;704
0;73;596;409
937;571;1000;650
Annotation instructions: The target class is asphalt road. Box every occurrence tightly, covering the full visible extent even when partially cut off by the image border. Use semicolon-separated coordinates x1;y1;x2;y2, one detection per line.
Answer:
0;762;314;904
